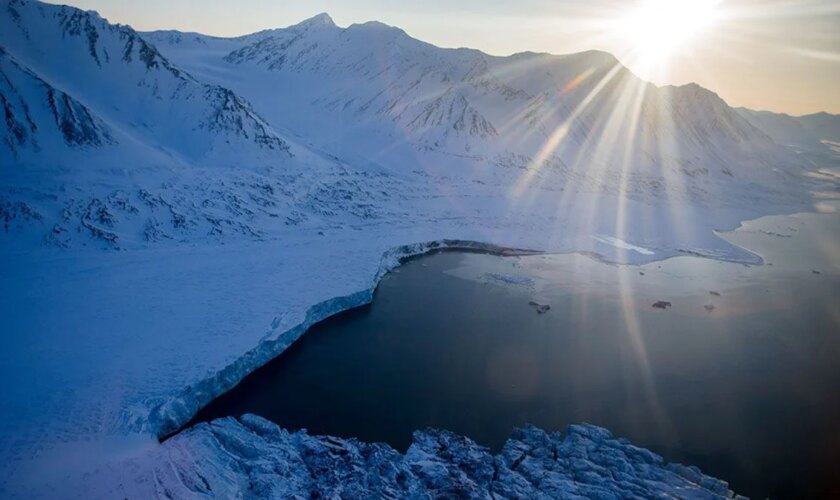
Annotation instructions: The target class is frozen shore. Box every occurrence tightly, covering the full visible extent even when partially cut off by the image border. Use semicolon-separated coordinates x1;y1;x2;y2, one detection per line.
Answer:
150;239;544;438
91;415;745;499
0;221;766;497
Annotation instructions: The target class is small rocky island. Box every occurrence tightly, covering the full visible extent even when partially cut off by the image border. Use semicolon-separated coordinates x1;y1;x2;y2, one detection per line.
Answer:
528;301;551;314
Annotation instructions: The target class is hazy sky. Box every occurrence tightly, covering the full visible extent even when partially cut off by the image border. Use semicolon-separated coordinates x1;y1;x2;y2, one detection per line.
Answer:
47;0;840;115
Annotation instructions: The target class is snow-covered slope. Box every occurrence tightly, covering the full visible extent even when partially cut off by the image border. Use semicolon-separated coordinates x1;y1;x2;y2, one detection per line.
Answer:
1;1;822;254
3;5;820;254
152;12;790;184
1;0;288;165
0;46;114;155
799;112;840;142
736;108;840;158
1;1;389;251
1;1;836;498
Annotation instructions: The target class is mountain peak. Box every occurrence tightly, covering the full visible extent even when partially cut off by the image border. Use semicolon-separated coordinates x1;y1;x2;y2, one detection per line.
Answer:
297;12;336;29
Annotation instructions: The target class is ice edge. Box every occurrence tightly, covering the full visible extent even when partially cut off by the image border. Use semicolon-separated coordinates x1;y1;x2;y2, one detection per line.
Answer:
147;239;543;438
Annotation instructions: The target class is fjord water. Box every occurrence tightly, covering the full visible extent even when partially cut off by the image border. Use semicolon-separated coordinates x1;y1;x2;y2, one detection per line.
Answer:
192;207;840;499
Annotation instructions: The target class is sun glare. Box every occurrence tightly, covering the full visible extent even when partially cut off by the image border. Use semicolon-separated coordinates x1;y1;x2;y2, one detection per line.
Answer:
623;0;722;65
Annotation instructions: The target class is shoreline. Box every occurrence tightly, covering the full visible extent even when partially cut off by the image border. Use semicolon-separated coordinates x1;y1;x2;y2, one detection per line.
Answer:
2;202;837;497
152;205;838;440
151;239;546;439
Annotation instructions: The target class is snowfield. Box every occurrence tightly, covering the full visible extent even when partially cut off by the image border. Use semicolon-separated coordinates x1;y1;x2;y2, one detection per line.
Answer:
1;0;839;497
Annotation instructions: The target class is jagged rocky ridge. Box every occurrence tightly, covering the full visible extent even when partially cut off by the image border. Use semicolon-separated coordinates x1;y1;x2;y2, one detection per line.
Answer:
122;415;744;499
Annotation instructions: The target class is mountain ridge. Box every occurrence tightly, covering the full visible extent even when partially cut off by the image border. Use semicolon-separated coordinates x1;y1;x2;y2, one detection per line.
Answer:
1;0;291;166
0;2;828;253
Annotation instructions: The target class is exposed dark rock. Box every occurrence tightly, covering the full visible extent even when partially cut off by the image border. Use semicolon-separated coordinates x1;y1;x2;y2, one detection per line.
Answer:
0;199;42;231
652;300;672;309
46;87;110;145
1;46;112;150
44;223;70;248
59;8;101;66
203;86;291;153
143;217;170;242
528;301;550;314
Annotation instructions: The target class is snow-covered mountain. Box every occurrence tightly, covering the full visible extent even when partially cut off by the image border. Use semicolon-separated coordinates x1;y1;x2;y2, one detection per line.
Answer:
1;1;823;255
1;0;288;164
736;107;840;162
799;112;840;142
150;12;788;174
0;1;375;250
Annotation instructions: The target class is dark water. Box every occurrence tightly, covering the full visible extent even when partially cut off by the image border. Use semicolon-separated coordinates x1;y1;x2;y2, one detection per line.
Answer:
191;214;840;499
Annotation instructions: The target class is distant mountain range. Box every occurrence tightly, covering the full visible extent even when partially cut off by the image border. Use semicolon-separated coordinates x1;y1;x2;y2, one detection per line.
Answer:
735;108;840;154
1;0;836;251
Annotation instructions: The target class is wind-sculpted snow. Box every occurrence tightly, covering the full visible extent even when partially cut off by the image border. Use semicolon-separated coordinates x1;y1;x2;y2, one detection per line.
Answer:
92;415;743;499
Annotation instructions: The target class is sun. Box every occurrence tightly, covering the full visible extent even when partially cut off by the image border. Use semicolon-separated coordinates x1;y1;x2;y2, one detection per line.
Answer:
623;0;722;65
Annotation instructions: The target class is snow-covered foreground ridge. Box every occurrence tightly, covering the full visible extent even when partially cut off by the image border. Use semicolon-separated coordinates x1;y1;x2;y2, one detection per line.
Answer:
99;414;744;499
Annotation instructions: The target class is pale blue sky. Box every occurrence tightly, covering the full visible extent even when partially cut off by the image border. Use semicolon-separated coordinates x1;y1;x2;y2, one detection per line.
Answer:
47;0;840;115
